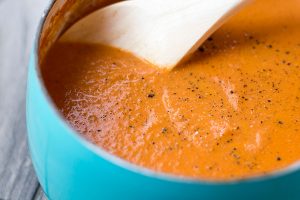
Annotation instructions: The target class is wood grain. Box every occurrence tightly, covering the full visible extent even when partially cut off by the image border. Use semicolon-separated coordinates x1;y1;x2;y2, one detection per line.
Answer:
0;0;49;199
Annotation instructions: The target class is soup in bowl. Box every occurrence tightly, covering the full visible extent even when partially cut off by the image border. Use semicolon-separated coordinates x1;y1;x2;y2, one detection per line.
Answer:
27;0;300;199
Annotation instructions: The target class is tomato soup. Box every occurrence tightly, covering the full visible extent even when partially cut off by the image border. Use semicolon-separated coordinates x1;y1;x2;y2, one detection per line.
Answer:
41;0;300;180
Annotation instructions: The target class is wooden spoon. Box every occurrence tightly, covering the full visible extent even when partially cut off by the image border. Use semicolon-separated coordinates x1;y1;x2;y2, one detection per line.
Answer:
60;0;251;69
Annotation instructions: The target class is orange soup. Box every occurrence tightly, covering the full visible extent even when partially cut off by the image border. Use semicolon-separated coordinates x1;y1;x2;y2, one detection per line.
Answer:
42;0;300;180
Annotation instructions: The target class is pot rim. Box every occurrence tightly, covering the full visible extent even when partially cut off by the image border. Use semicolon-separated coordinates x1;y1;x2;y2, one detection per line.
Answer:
32;0;300;185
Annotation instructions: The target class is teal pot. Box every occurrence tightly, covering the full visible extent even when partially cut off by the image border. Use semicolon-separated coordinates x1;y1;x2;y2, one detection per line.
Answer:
26;0;300;199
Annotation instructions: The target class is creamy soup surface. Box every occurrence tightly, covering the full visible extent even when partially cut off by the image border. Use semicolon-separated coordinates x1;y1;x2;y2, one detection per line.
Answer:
42;0;300;180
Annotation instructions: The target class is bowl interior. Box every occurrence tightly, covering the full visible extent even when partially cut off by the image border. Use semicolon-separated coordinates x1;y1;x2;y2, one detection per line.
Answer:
35;0;300;184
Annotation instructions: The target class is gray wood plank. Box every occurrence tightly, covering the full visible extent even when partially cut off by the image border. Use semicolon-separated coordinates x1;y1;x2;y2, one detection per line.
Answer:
0;0;49;199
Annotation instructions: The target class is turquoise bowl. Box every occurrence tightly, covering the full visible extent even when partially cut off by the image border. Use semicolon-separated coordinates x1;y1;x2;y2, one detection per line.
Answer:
26;1;300;199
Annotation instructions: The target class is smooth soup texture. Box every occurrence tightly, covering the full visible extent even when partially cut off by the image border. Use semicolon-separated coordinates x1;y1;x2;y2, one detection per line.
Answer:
42;0;300;180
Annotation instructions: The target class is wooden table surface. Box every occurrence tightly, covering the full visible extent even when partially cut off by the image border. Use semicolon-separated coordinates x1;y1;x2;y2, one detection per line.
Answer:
0;0;50;199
